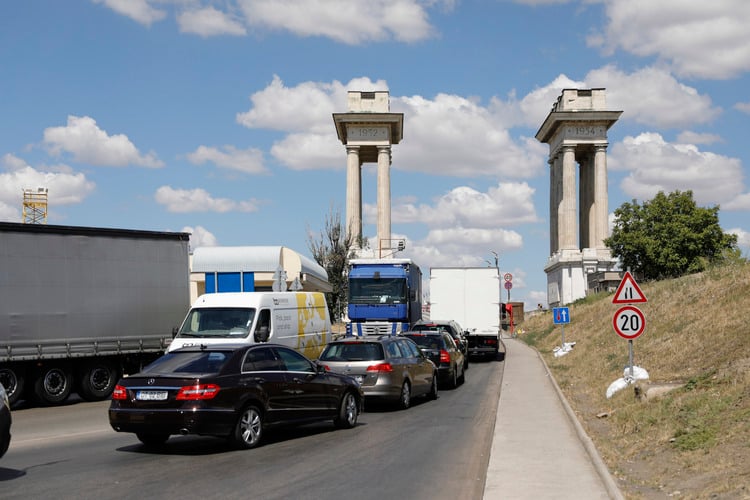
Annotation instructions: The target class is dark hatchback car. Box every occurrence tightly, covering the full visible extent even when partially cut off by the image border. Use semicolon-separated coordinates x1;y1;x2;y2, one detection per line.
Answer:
411;320;469;368
402;332;465;389
0;383;10;458
318;336;438;409
109;344;363;449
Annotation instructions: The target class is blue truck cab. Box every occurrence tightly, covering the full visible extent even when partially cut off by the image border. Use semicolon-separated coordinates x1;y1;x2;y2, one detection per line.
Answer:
347;258;422;336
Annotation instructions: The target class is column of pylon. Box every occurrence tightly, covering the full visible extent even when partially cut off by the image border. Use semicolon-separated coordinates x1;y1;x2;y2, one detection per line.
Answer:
376;145;391;256
593;145;609;249
346;145;362;246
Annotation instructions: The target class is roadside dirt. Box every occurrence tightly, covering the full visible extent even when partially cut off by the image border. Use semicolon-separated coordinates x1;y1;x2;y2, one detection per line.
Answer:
521;264;750;499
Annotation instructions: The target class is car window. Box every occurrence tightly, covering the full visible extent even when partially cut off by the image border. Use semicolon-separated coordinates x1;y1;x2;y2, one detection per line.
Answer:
406;335;441;350
276;348;314;372
243;347;282;372
398;339;419;358
443;334;456;349
320;342;384;361
143;351;230;374
385;341;403;359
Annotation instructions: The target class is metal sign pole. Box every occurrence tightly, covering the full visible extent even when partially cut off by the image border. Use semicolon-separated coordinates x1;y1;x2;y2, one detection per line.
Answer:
628;340;634;378
561;323;565;349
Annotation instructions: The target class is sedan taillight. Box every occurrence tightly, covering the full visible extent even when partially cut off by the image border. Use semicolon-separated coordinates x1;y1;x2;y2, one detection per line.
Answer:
439;350;451;363
112;385;127;400
367;363;393;373
176;384;220;400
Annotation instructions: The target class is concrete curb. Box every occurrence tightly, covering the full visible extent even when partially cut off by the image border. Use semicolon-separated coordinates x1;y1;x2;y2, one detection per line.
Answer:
534;347;625;500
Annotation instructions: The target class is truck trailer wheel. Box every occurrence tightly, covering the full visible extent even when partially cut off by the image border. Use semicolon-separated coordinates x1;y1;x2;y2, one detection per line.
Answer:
77;360;120;401
0;365;25;405
33;365;73;405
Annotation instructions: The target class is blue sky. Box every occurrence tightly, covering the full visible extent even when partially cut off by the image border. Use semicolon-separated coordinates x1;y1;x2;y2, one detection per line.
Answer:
2;1;750;311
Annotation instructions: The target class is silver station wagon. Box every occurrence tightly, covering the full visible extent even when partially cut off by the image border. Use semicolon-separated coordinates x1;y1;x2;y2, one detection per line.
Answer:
317;336;438;410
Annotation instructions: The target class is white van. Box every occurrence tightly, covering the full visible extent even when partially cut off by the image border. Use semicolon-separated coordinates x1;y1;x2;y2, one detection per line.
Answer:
168;292;332;360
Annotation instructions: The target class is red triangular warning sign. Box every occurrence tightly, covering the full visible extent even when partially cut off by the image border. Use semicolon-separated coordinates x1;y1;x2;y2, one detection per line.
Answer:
612;271;647;304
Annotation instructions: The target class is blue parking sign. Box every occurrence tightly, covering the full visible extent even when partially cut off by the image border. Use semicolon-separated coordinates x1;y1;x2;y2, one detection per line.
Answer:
552;307;570;324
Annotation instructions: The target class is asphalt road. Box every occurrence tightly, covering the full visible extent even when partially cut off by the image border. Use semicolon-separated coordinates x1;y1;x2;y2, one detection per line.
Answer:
0;357;503;500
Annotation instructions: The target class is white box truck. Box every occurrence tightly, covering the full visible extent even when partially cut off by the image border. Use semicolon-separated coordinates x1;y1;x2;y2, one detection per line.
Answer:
429;267;502;359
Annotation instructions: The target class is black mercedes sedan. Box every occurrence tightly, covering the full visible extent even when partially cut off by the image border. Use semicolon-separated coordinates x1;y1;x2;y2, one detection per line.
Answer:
0;383;11;458
109;343;363;449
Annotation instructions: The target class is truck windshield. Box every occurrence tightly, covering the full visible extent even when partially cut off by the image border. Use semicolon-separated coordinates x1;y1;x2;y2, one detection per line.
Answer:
177;307;255;338
349;278;407;305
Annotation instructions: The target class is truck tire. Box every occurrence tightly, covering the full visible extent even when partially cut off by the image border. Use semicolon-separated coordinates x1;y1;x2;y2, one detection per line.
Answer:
77;360;121;401
33;365;73;405
0;365;25;405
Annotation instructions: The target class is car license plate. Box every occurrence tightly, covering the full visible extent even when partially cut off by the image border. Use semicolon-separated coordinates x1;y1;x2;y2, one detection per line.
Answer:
136;390;168;401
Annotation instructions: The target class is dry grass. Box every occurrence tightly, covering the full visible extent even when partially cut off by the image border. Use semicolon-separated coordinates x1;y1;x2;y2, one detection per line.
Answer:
520;261;750;499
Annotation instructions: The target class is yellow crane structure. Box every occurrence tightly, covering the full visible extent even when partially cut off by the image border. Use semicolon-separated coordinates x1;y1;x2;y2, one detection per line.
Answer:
22;187;48;224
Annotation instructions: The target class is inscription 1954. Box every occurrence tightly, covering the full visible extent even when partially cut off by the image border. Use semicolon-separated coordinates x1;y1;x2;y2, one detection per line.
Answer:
568;125;604;137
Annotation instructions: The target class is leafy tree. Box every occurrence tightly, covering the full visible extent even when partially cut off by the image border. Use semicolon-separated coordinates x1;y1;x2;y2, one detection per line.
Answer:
605;190;738;280
307;206;359;322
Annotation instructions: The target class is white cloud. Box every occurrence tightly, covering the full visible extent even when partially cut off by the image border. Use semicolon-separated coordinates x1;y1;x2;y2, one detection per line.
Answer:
723;193;750;211
182;225;219;248
186;145;268;174
237;75;387;133
237;0;436;44
177;7;247;37
0;154;96;222
269;132;343;171
240;76;546;177
735;102;750;114
588;66;721;128
394;94;546;178
727;228;750;250
92;0;166;26
406;227;524;272
373;182;533;280
493;66;720;130
95;0;444;43
491;74;584;129
44;115;163;168
676;131;723;145
155;186;260;213
609;132;744;206
0;202;19;222
589;0;750;79
513;0;570;4
512;65;721;128
390;182;539;228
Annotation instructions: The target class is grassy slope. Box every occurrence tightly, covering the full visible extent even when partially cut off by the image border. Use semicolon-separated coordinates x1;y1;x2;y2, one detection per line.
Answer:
520;261;750;499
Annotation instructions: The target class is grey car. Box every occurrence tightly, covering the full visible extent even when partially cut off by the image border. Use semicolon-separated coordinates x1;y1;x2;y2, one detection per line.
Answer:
411;319;469;368
402;331;466;389
317;336;438;409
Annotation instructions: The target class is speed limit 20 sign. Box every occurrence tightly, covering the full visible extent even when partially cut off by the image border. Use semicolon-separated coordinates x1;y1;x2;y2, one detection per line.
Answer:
612;305;646;340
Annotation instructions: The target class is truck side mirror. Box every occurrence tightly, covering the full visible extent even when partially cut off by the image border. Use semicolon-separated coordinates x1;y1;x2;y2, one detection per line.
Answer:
172;326;179;338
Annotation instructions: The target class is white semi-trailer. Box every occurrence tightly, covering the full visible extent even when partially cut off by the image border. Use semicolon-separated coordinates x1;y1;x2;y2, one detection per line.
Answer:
0;222;190;405
429;267;502;359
